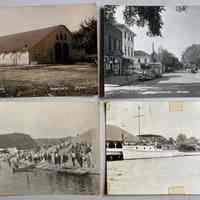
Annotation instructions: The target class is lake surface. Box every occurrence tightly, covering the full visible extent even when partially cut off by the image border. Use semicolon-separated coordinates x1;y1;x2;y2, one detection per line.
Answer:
107;155;200;194
0;162;100;195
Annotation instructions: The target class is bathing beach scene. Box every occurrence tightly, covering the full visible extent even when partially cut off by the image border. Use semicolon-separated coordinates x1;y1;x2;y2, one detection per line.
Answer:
0;101;100;195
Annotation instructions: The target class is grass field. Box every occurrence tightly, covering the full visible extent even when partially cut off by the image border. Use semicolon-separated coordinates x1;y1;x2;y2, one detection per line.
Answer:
0;63;98;97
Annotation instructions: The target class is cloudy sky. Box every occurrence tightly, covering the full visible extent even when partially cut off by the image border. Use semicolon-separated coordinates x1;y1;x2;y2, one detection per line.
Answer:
0;4;96;36
107;101;200;139
115;5;200;59
0;101;98;139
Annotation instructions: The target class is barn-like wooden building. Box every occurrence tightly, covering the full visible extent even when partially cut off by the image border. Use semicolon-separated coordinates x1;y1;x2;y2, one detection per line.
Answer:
0;25;73;65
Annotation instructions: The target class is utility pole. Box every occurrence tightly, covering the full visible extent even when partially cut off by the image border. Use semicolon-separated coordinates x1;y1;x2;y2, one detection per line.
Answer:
152;41;155;54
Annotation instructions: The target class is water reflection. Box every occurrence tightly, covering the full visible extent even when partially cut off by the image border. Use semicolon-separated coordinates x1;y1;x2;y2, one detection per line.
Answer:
0;162;99;195
107;156;200;194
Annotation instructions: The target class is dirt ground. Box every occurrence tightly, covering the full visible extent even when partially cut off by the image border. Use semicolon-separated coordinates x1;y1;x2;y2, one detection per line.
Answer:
0;63;98;97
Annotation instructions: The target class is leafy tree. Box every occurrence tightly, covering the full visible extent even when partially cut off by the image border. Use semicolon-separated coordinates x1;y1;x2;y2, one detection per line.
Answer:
176;133;187;146
104;5;189;37
123;6;165;36
187;137;199;144
104;5;117;24
178;144;196;152
158;48;182;72
104;5;165;36
181;44;200;66
73;18;97;55
168;137;176;145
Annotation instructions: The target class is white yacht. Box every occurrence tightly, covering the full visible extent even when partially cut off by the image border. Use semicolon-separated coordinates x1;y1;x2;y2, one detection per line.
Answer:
122;142;179;160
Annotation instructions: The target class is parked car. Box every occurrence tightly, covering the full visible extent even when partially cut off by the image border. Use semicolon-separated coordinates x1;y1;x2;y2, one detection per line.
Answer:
139;72;154;81
191;67;198;73
148;63;163;78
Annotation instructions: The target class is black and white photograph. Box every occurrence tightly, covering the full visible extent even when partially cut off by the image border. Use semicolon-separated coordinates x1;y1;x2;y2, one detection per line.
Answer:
106;101;200;194
0;4;97;97
0;101;100;195
104;5;200;98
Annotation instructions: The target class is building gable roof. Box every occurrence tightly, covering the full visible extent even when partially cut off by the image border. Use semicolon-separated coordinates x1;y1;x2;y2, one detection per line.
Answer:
106;125;138;142
0;25;71;54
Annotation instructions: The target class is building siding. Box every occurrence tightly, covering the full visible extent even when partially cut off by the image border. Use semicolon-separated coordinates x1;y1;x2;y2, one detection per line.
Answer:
104;22;123;75
117;25;135;61
0;51;29;65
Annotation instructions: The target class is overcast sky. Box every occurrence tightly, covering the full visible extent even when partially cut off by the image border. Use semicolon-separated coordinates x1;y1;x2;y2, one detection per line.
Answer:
115;5;200;59
0;4;96;36
107;101;200;139
0;102;98;139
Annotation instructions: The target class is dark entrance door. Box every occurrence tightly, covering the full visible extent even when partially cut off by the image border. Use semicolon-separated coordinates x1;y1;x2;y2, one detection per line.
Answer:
54;43;62;63
63;43;69;63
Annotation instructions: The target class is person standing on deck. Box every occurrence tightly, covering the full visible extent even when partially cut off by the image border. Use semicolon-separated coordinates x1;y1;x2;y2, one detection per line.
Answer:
71;150;76;167
51;152;55;165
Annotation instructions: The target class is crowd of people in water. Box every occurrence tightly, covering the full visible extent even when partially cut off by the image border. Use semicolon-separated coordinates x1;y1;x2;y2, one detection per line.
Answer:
1;141;93;170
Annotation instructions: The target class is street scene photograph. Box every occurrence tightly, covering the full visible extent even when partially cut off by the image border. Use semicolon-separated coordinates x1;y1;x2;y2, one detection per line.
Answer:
0;4;97;97
0;101;100;195
104;5;200;98
106;101;200;194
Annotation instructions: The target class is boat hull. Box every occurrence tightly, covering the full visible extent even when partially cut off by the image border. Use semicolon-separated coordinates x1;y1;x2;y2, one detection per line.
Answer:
12;164;35;173
122;146;179;160
56;168;89;175
122;146;200;160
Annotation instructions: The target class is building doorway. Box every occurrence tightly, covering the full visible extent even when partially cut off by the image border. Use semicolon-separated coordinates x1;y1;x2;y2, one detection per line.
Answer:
63;43;69;63
54;43;62;63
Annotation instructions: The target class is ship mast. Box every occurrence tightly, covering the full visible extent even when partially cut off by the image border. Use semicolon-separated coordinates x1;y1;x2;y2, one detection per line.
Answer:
138;106;141;136
133;105;144;136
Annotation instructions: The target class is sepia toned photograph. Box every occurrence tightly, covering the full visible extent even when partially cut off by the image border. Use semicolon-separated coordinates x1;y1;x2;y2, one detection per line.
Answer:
0;101;100;195
106;101;200;194
104;5;200;98
0;4;97;97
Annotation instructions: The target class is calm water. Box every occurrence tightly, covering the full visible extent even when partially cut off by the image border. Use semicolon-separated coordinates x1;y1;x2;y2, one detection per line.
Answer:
107;155;200;194
0;162;100;195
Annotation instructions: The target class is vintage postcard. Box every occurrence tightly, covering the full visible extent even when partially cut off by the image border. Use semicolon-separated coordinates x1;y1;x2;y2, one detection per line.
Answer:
106;101;200;194
0;4;97;97
104;5;200;98
0;101;100;195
